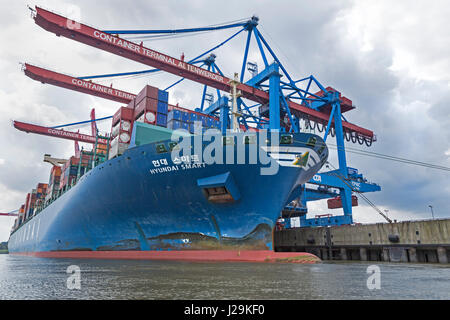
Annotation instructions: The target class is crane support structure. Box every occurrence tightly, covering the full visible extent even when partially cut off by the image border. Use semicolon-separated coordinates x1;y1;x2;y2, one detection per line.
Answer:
13;120;108;145
31;6;373;139
23;63;136;104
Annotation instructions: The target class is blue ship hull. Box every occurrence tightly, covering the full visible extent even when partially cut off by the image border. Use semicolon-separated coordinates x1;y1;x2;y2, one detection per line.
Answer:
8;132;328;253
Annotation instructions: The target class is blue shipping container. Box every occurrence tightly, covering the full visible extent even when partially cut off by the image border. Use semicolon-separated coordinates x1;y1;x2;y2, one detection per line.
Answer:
69;166;78;176
181;111;190;123
157;101;168;114
167;120;182;130
157;113;167;126
202;116;210;127
181;122;189;130
189;112;198;122
158;90;169;103
168;110;181;122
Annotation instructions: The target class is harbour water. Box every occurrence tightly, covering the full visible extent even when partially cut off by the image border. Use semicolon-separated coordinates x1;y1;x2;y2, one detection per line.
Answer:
0;254;449;300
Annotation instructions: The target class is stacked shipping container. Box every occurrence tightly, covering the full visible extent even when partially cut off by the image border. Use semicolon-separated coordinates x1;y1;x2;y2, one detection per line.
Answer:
21;183;48;221
35;183;48;209
110;106;134;159
95;141;108;156
108;85;169;158
60;156;86;190
167;106;220;133
133;85;168;127
109;84;222;158
46;165;61;202
12;152;96;231
17;205;25;226
27;189;36;218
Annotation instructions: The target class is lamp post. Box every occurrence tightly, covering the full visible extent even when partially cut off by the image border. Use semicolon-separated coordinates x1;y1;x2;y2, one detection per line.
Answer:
428;205;434;220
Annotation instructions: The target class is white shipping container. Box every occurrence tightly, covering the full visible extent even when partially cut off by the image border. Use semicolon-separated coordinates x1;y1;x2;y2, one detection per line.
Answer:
108;141;129;159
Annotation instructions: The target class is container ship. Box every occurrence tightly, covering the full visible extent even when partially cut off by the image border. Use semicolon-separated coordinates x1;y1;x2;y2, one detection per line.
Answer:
8;83;328;256
4;6;334;262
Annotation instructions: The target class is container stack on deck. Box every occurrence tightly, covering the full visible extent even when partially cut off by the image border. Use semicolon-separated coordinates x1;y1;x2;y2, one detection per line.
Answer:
26;190;37;219
167;108;220;133
17;182;48;224
110;106;134;159
11;136;111;232
133;85;168;127
60;157;80;190
95;141;108;157
46;166;61;203
34;183;48;209
15;205;25;228
108;84;220;158
59;154;97;191
167;109;187;131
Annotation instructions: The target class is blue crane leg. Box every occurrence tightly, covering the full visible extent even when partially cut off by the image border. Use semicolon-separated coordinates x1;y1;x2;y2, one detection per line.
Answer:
269;65;281;131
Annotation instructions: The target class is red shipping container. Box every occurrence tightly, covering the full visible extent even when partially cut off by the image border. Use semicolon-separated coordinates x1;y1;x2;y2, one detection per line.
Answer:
134;97;157;118
81;155;92;166
135;85;159;105
47;166;62;195
127;98;135;110
36;183;47;190
133;97;159;126
112;106;134;127
61;156;78;168
51;165;62;177
327;195;358;209
29;191;38;208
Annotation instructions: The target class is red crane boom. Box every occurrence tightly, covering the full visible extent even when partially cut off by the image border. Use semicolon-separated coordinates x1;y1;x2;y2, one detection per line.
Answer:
30;6;373;139
24;63;135;104
33;7;269;103
13;120;108;145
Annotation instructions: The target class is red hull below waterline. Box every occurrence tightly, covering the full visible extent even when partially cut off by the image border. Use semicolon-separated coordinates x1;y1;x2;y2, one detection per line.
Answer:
11;250;320;263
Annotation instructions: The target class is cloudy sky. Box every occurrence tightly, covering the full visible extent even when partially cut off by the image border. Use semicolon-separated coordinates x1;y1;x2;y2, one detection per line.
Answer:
0;0;449;241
